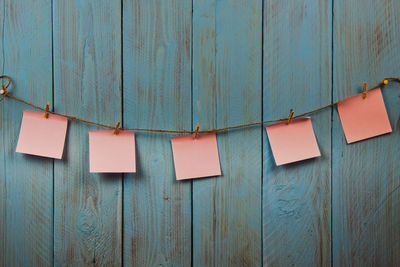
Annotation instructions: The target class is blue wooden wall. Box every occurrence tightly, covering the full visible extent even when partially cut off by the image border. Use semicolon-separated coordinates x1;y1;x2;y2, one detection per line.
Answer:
0;0;399;266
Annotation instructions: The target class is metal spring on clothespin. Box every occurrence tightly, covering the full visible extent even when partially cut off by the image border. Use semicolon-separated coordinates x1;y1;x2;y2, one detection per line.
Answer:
362;81;367;99
194;123;200;139
44;102;50;118
113;120;121;135
287;109;294;124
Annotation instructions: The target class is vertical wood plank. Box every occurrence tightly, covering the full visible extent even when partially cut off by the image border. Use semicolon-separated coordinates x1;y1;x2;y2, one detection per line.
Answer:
263;0;332;265
192;0;262;265
53;0;122;265
0;0;53;266
122;0;192;266
333;0;400;265
0;2;5;265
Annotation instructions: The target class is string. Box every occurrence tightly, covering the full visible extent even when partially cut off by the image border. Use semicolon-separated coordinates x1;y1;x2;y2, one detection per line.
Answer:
0;75;399;134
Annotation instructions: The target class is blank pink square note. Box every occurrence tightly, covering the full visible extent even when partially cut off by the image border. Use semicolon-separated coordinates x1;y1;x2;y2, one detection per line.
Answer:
337;88;392;143
171;133;221;180
266;117;321;166
16;110;68;159
89;130;136;173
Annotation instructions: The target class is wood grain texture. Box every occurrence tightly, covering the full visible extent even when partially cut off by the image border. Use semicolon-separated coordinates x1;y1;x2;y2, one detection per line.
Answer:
0;0;53;266
122;0;192;266
53;0;122;265
0;2;4;265
192;0;262;266
1;1;400;266
263;0;332;266
333;0;400;265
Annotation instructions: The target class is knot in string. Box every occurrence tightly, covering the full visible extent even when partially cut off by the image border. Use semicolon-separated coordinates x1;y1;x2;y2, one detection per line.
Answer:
0;84;8;95
0;75;11;102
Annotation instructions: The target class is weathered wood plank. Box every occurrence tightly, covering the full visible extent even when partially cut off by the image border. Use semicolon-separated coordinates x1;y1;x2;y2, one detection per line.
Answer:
0;0;53;266
192;0;262;265
53;0;122;265
263;0;332;266
333;0;400;265
0;2;5;265
122;0;192;266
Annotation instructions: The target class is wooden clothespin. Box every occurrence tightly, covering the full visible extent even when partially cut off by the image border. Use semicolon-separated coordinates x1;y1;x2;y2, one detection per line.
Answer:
194;123;200;139
287;109;294;124
44;102;50;118
362;81;367;99
113;120;121;135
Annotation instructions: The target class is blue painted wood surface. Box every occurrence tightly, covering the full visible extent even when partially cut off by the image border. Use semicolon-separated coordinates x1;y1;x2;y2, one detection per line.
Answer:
332;0;400;265
0;0;53;266
192;0;262;266
0;0;399;266
263;0;332;265
123;1;192;266
53;0;122;265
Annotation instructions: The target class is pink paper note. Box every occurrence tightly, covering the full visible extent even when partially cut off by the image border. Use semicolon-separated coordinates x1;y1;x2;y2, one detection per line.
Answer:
16;110;68;159
266;117;321;166
337;88;392;143
171;133;221;180
89;130;136;173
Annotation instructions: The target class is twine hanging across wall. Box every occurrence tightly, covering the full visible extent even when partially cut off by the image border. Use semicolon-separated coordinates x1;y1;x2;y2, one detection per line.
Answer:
0;75;399;133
